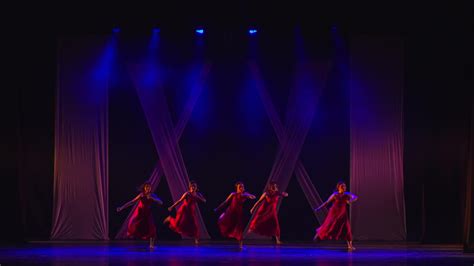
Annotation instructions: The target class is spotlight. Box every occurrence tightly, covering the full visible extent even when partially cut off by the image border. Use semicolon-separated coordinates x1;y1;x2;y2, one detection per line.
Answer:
152;27;160;33
112;27;120;33
195;28;205;35
248;29;258;35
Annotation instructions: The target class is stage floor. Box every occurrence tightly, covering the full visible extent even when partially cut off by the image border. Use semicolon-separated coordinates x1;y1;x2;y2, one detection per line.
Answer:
0;241;473;265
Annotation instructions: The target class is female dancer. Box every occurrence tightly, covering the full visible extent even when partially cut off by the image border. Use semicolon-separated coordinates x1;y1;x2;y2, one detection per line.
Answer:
117;182;163;249
314;181;358;251
164;181;206;244
248;182;288;244
214;182;256;247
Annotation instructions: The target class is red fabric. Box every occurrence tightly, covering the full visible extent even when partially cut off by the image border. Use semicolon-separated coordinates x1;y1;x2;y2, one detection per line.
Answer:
315;193;352;241
350;36;405;240
51;37;112;240
167;193;200;238
218;193;248;241
249;192;281;237
127;195;156;240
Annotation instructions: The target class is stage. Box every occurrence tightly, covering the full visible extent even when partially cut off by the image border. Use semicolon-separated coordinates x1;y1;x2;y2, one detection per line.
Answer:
0;241;472;265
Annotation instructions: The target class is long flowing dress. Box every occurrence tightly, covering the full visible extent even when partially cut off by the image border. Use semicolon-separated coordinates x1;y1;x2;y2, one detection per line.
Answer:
249;191;281;237
167;193;200;238
314;192;352;241
127;195;156;240
218;192;248;241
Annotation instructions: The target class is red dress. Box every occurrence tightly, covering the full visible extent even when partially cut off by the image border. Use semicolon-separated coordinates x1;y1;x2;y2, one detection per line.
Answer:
315;193;352;241
249;191;281;237
127;195;156;240
167;193;200;238
218;193;248;241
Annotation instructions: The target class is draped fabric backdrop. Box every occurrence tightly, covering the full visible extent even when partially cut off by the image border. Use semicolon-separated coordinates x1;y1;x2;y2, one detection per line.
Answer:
115;63;211;239
248;61;329;224
244;60;330;239
51;37;114;239
128;63;211;239
349;36;406;240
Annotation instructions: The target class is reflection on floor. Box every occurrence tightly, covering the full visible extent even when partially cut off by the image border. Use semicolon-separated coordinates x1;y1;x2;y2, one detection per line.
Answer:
0;241;473;265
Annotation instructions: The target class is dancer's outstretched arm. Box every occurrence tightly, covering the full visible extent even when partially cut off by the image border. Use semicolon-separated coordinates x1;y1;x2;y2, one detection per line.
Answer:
168;192;188;211
195;192;207;203
243;192;256;199
315;194;335;211
214;193;234;212
250;193;267;214
117;194;142;212
150;193;163;205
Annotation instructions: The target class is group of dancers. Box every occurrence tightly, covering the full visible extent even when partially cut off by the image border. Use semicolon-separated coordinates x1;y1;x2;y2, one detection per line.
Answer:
117;180;358;250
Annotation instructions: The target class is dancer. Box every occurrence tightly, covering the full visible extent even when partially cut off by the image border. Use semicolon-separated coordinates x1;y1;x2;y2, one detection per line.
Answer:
214;182;256;248
248;182;288;244
314;181;358;251
164;181;206;244
117;182;163;249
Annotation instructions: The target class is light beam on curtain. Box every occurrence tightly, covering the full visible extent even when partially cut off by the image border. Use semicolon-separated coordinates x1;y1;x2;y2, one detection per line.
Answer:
129;63;211;239
244;61;329;239
349;36;406;240
115;63;211;239
51;36;114;239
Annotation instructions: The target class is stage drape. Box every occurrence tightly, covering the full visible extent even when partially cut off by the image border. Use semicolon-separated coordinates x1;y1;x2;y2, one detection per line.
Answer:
249;61;329;224
349;36;406;240
245;61;329;239
115;63;211;239
51;37;113;239
129;64;211;239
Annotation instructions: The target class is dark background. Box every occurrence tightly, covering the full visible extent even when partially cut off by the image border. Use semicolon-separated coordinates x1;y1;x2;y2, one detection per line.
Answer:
3;2;472;244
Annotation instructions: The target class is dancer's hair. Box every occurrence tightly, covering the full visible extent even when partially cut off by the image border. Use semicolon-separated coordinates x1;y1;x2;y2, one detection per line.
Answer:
138;182;152;193
189;180;198;191
266;181;278;192
334;181;346;192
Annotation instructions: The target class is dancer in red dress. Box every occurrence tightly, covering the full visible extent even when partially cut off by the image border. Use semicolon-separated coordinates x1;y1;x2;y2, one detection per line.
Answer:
164;181;206;244
117;183;163;249
248;182;288;244
214;182;256;247
314;181;358;251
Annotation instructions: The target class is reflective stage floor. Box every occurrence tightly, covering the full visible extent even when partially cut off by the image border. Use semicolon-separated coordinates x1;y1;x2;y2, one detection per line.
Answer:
0;241;473;265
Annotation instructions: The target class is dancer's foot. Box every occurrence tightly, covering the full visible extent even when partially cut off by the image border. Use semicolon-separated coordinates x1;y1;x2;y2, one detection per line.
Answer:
348;246;356;251
194;238;199;245
149;238;155;250
275;236;283;245
239;240;243;249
